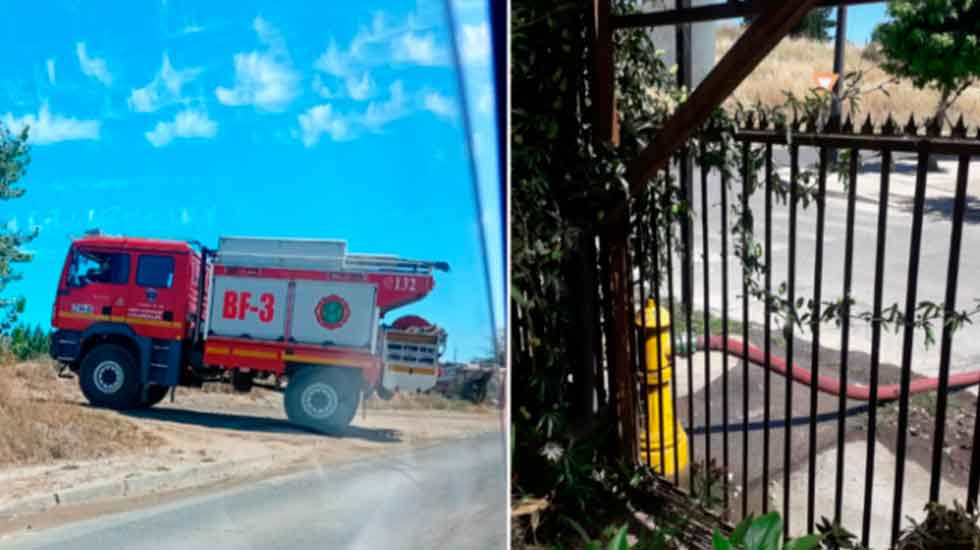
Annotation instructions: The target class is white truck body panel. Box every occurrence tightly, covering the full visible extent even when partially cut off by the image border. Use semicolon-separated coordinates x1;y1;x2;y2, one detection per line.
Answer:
380;329;443;393
291;280;378;350
217;237;347;271
208;275;289;341
207;238;380;353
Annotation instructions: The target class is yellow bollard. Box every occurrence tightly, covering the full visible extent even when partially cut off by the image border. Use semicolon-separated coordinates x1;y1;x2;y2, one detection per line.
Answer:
635;298;689;477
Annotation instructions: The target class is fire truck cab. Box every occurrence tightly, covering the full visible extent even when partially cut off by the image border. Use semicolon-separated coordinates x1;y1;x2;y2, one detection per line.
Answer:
49;233;448;433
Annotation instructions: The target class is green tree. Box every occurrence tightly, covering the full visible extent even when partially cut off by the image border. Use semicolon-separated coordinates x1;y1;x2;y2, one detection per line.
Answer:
874;0;980;131
746;8;835;41
0;123;38;333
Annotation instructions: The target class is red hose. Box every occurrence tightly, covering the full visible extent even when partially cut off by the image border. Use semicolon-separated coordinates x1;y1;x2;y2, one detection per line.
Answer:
700;336;980;401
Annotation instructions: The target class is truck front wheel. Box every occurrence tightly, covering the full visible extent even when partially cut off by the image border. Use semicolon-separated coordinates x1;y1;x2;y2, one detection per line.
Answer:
79;344;142;410
284;368;360;434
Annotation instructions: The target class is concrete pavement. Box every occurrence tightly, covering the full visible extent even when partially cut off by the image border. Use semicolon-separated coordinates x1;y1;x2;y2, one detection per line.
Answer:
0;433;507;550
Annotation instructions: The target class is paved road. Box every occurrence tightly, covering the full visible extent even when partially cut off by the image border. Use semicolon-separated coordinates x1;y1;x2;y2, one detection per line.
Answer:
679;149;980;382
0;433;507;550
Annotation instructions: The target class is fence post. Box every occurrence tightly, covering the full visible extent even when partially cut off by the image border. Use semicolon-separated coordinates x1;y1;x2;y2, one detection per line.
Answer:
571;230;599;419
605;213;639;463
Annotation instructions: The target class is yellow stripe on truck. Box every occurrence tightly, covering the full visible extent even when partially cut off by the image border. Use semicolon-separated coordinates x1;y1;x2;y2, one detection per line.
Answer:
231;349;279;359
388;365;437;376
287;354;376;369
60;310;182;329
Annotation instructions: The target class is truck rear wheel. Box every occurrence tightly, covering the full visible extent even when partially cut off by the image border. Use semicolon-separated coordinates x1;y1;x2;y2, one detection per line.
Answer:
284;368;360;433
139;385;170;408
79;344;141;410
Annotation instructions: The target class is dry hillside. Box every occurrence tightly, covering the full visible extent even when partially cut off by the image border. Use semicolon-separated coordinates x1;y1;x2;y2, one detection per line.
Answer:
717;25;980;129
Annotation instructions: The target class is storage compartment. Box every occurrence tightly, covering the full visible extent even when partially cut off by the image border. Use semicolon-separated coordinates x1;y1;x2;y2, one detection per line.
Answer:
208;275;289;340
290;280;378;349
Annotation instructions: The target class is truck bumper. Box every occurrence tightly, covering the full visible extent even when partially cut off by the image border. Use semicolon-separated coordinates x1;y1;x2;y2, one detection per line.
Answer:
49;329;82;364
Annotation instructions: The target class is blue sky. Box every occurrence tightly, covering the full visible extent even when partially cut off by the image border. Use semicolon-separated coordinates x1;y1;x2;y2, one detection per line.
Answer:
0;0;503;361
841;3;887;45
721;3;886;44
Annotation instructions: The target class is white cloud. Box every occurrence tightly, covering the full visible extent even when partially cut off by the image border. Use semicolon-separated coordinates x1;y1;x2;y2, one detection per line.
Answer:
460;23;490;66
313;40;349;78
393;32;445;66
76;42;113;86
345;72;374;101
215;17;299;112
423;92;456;120
128;54;201;112
46;59;56;85
180;208;191;224
144;109;217;147
297;81;408;147
312;74;333;98
1;103;100;145
298;104;352;146
87;209;95;223
363;81;406;129
313;11;448;81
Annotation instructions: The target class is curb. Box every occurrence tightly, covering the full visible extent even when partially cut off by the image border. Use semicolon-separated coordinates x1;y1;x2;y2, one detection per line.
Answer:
0;430;502;519
0;457;263;519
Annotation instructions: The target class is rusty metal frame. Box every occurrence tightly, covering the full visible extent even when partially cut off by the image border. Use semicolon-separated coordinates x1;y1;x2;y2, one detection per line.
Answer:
590;0;881;465
614;0;881;29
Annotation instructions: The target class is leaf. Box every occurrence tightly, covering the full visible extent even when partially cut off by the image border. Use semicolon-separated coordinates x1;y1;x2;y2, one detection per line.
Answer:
783;534;822;550
607;524;630;550
561;515;592;545
712;530;733;550
730;514;754;545
743;512;782;550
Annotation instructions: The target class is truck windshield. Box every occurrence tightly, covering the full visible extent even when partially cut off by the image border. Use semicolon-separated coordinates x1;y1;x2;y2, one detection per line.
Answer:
68;250;130;287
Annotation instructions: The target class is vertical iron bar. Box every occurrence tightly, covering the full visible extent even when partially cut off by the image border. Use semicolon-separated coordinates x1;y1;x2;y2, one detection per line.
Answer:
806;147;828;533
763;142;774;514
970;377;980;513
862;148;891;546
783;143;800;541
700;140;713;477
834;148;859;526
682;150;697;494
665;163;682;485
638;182;654;470
931;155;970;501
891;148;930;546
652;182;668;479
720;141;731;511
740;141;751;519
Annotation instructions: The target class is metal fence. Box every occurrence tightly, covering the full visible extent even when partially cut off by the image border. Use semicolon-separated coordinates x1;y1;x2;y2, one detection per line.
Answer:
621;114;980;547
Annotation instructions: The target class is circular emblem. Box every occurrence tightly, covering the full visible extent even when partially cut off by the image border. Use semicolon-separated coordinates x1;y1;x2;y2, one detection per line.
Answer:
315;295;350;330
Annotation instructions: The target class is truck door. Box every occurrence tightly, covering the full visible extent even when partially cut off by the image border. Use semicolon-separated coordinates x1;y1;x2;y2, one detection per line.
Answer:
130;253;183;337
60;247;132;326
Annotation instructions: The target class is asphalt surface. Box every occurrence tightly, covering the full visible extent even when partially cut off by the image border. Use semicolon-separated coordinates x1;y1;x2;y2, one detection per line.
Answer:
682;148;980;380
0;433;507;550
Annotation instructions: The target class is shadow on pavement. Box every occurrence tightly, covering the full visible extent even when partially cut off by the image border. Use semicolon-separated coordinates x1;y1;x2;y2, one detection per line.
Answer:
119;407;403;443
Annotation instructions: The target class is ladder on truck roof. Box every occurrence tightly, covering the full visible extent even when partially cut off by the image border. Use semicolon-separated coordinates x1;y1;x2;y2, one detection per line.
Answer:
214;236;449;274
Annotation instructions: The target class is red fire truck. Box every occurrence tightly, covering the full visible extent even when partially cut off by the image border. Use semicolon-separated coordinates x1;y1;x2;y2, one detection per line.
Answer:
49;233;448;432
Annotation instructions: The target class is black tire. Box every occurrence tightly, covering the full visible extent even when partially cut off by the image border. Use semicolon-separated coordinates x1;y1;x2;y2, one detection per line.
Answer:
79;344;142;410
231;369;254;393
284;367;361;433
139;385;170;408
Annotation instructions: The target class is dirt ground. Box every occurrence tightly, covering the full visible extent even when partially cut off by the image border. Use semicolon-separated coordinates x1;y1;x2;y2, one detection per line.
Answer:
0;360;501;517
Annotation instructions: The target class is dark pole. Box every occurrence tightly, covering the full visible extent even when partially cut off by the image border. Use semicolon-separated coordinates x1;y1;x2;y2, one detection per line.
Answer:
830;6;847;122
829;6;847;163
677;0;694;312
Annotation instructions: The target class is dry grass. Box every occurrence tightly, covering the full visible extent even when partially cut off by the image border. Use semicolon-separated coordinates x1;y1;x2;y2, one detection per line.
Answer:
716;25;980;128
363;391;491;413
0;360;162;468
